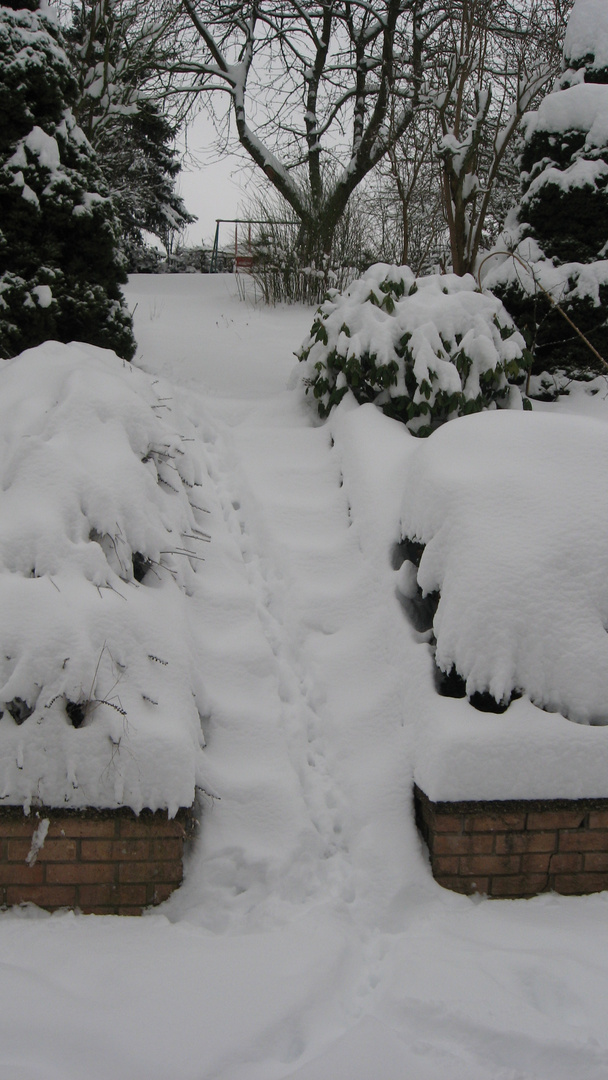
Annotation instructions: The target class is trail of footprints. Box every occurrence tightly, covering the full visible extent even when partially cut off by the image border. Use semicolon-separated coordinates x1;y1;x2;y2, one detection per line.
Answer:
199;403;360;903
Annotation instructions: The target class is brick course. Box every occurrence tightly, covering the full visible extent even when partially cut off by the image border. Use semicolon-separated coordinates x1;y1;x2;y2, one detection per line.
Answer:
0;806;194;915
415;785;608;898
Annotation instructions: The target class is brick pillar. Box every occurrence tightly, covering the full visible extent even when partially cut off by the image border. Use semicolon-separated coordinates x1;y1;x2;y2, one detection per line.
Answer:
0;806;194;915
415;785;608;898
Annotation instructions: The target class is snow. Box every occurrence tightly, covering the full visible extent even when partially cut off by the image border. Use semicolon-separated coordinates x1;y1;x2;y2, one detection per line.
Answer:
400;409;608;726
0;341;209;814
25;816;49;866
482;230;608;309
524;82;608;146
524;156;608;201
31;284;52;308
2;273;608;1078
416;700;608;802
23;126;61;170
564;0;608;73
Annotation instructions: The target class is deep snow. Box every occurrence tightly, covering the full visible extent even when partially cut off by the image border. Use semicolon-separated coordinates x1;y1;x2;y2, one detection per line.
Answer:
2;273;608;1079
564;0;608;74
402;410;608;722
0;341;210;813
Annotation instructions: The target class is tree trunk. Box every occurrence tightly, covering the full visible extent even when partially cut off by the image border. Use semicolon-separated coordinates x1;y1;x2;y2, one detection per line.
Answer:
294;209;345;302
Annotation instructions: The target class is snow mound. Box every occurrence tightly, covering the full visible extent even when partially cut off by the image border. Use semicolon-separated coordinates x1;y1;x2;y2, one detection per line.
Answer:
0;341;210;814
400;409;608;724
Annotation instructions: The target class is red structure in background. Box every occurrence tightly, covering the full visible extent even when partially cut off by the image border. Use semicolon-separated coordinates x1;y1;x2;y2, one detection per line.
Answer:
210;219;292;273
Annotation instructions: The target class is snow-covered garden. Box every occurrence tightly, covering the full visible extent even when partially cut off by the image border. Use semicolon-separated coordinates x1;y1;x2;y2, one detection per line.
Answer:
0;273;607;1078
4;0;608;1074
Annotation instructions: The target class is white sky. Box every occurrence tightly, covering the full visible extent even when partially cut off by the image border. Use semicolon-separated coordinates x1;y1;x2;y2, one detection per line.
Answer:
175;111;252;249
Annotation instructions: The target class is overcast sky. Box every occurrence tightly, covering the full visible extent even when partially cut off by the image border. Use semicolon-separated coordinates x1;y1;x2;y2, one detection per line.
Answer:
176;111;251;249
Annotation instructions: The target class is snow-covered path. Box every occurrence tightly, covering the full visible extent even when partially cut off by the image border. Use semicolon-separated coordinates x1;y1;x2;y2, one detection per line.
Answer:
125;274;423;937
181;390;421;933
2;275;608;1080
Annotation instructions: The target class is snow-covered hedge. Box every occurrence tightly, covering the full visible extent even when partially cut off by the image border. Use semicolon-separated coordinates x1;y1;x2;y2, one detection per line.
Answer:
0;341;210;815
486;0;608;375
399;409;608;724
297;265;530;436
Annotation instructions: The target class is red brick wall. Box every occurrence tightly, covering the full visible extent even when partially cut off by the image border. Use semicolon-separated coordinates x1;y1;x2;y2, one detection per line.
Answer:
0;807;193;915
415;785;608;898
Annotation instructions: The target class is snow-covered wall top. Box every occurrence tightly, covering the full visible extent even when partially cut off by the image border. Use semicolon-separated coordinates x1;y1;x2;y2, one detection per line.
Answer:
414;696;608;803
0;342;210;815
564;0;608;73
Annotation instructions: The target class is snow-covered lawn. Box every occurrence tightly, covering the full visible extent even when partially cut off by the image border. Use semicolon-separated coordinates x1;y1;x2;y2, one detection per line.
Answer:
2;273;608;1079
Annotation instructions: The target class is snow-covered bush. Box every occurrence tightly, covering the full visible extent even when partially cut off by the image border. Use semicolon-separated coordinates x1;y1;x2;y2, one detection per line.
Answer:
0;341;211;814
399;409;608;724
0;2;135;360
485;0;608;376
298;264;529;436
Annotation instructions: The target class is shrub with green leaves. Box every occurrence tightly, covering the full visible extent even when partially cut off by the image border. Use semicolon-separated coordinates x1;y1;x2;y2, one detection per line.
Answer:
297;264;531;436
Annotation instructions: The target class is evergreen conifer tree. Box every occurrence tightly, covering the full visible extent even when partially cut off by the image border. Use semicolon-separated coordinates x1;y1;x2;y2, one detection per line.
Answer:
486;0;608;376
64;1;195;264
94;99;196;265
0;0;136;360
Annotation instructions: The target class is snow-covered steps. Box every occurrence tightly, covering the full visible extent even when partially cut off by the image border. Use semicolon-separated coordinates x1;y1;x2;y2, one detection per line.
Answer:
164;387;423;932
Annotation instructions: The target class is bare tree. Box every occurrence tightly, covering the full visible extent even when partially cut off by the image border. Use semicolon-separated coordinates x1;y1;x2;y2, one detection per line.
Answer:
369;0;571;277
54;0;182;140
432;0;571;275
370;110;447;272
171;0;450;270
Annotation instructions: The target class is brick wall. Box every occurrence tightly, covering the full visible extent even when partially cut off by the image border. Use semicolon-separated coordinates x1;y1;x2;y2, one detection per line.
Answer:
0;806;194;915
415;785;608;898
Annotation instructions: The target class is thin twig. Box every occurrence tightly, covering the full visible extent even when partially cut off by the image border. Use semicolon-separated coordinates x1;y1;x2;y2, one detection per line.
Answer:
160;550;206;563
87;641;107;709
